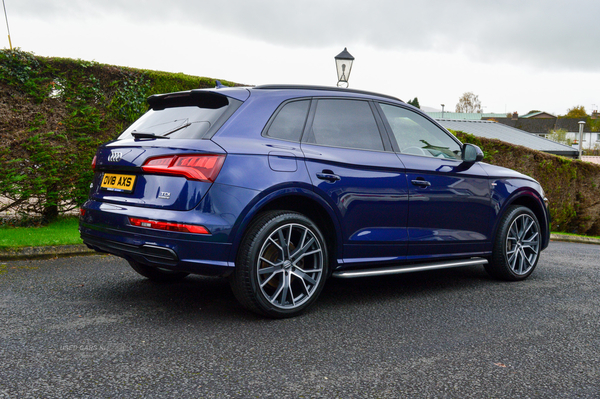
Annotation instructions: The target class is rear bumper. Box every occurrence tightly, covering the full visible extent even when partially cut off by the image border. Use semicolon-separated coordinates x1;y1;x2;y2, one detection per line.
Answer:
81;233;179;266
79;202;235;277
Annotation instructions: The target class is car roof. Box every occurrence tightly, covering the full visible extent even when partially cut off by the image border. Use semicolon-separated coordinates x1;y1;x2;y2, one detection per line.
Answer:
252;84;403;103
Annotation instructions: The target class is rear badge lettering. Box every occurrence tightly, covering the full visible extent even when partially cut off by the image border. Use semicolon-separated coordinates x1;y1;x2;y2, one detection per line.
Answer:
158;192;171;199
108;151;123;162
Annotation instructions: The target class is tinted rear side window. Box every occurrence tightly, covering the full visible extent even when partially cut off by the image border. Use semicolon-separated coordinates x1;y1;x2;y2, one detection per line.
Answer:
265;100;310;142
306;99;384;151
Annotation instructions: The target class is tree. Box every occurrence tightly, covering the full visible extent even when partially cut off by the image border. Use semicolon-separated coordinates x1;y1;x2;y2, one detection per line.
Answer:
562;105;588;118
407;97;420;109
547;129;572;146
455;92;481;113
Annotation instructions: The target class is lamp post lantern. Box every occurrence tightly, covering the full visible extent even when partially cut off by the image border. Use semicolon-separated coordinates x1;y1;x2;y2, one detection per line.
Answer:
441;104;445;118
334;47;354;88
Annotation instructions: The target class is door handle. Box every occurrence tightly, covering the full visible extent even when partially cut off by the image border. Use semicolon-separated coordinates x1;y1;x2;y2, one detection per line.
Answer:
411;179;431;187
316;170;341;183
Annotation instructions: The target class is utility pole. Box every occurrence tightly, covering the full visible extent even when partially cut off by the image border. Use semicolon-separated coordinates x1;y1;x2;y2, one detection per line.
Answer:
2;0;11;50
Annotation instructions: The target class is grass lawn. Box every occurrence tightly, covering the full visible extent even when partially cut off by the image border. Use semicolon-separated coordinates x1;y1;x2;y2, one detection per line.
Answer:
551;231;600;240
0;217;82;248
0;216;598;249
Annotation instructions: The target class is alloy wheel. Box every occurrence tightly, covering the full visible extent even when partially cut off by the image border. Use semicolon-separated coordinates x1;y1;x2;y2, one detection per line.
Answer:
256;222;324;309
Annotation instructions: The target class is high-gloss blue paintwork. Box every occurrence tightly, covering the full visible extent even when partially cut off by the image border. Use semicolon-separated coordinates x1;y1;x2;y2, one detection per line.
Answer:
302;143;409;266
81;86;551;277
400;153;492;260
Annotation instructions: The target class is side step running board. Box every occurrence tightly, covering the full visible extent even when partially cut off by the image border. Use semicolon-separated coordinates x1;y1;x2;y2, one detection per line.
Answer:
332;258;488;279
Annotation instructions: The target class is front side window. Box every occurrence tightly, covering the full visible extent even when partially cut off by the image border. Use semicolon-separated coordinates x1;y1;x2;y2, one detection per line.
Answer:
379;103;462;160
305;99;384;151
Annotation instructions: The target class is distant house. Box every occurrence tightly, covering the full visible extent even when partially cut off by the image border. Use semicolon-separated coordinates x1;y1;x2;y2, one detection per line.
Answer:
519;111;556;119
436;119;578;158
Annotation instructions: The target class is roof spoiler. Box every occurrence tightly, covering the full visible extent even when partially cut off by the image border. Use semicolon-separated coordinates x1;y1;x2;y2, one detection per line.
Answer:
147;90;229;110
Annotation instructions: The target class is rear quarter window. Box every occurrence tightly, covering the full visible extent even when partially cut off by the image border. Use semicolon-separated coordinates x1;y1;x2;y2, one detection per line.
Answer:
263;100;310;142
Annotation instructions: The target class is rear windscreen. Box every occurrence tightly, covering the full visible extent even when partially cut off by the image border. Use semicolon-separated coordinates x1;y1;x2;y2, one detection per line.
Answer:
118;99;240;140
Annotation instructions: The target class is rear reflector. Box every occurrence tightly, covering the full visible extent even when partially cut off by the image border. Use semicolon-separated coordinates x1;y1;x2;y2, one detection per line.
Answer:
142;154;225;182
129;217;210;234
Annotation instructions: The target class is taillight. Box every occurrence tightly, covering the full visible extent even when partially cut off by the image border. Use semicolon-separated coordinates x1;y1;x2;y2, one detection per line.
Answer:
129;217;210;234
141;154;225;182
80;208;86;217
91;155;97;170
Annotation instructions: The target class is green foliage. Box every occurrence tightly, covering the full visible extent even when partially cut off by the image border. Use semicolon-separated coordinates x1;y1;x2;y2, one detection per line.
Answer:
109;73;151;123
547;128;573;146
0;48;53;102
407;97;420;109
562;105;588;118
0;49;241;223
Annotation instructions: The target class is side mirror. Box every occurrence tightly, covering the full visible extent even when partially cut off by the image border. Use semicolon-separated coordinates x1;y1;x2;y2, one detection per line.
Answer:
462;143;484;163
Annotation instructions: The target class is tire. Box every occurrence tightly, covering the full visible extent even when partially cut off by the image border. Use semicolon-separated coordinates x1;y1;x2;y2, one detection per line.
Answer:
127;260;189;283
230;211;328;318
485;205;541;281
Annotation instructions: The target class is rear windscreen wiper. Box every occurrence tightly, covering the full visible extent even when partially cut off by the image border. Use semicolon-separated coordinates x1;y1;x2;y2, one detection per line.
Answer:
131;122;192;140
131;131;170;140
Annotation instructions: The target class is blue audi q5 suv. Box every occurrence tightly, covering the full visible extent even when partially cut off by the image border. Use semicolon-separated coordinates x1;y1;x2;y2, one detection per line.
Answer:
80;84;551;318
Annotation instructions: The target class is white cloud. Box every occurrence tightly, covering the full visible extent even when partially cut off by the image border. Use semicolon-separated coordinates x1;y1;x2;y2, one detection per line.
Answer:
5;0;600;114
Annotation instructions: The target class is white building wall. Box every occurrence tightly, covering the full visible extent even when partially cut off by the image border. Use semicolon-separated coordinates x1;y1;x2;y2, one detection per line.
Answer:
565;132;600;150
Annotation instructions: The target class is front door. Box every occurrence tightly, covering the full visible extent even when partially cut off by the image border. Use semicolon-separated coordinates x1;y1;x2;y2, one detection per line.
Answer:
376;103;493;261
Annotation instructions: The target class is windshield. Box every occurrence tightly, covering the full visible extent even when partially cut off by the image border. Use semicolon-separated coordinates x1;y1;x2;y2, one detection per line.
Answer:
118;105;230;140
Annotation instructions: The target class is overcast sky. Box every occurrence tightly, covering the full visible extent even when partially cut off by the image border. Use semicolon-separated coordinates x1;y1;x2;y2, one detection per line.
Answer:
5;0;599;115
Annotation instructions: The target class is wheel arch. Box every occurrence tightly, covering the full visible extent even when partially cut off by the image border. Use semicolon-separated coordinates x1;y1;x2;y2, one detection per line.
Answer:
228;187;342;272
493;190;550;250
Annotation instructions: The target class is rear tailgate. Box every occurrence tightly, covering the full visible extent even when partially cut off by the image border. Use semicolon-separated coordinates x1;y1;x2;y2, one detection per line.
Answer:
91;139;226;211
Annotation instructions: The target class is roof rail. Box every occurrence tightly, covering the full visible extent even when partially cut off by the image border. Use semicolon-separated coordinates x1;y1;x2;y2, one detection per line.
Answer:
254;84;403;103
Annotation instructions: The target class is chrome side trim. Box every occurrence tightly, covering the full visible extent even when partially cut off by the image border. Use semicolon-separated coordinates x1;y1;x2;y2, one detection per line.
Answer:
332;258;488;279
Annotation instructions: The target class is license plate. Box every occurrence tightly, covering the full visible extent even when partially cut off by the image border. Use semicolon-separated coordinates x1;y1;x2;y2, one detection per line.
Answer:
100;173;136;192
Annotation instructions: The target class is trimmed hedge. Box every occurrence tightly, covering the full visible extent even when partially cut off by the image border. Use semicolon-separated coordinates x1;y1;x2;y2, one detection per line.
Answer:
453;131;600;235
1;50;599;234
0;49;238;223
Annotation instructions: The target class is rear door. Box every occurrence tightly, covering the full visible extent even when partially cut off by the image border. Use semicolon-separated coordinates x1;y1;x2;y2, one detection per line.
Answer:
376;103;493;261
301;98;409;267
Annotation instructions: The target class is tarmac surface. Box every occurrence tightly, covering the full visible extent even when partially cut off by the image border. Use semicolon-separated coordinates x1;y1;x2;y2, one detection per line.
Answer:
0;240;599;398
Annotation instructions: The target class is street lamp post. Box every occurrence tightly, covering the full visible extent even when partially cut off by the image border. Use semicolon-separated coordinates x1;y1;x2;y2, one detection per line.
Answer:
334;48;354;88
441;104;445;118
578;120;585;159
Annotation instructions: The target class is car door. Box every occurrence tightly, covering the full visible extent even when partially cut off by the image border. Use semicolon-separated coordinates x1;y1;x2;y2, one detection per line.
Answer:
376;103;493;261
301;98;409;267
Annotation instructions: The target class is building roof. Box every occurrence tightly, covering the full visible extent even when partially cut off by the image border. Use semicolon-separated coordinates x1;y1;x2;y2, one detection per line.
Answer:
555;118;590;132
520;111;556;119
481;117;593;134
437;119;578;157
426;112;507;120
